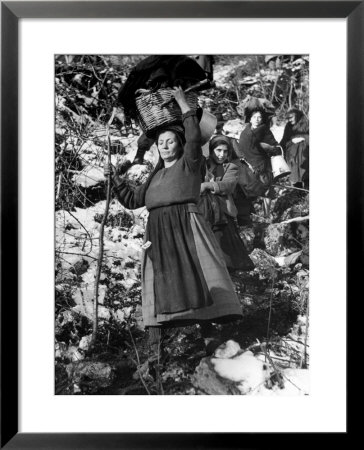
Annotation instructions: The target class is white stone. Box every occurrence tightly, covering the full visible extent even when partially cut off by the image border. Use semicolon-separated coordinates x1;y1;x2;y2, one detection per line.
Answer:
78;334;92;351
211;351;271;394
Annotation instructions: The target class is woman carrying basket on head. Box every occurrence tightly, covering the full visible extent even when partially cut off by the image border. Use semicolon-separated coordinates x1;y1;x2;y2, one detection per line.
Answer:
104;87;242;370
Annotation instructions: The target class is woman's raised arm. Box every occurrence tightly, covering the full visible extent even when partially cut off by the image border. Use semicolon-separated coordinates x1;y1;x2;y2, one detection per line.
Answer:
172;86;202;171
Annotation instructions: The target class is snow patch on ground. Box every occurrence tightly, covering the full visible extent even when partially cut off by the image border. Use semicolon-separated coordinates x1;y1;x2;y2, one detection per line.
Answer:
212;350;270;394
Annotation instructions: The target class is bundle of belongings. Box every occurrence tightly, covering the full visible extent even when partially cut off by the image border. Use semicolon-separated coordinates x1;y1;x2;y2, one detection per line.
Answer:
117;55;215;139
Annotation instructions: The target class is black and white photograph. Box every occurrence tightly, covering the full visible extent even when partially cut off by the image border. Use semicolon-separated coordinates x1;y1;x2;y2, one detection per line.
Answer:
1;0;355;443
55;54;310;396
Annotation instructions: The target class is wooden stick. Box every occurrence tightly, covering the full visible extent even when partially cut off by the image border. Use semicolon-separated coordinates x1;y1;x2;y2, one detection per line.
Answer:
273;184;309;193
90;108;116;349
127;325;151;395
280;216;309;225
265;276;275;345
303;300;309;368
56;173;62;202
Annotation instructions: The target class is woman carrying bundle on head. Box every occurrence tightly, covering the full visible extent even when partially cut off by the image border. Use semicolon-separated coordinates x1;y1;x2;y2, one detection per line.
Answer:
104;87;243;373
199;135;254;273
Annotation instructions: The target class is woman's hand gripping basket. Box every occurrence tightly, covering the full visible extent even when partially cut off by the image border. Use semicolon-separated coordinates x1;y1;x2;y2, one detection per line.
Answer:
135;88;199;136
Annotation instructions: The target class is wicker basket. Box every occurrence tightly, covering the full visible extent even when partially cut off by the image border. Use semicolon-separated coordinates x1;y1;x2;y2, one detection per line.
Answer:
135;88;199;135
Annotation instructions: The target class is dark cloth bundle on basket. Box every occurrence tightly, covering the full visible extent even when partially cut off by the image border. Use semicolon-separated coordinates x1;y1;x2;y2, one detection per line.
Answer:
194;55;215;81
117;55;207;118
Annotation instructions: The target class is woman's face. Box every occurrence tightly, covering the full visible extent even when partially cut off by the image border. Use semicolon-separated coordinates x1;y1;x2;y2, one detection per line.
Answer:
268;60;276;70
250;112;263;129
157;131;181;162
212;144;229;165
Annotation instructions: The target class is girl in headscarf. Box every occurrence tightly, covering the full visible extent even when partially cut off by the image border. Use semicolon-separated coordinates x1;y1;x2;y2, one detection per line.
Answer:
280;109;309;188
199;135;254;272
104;88;242;371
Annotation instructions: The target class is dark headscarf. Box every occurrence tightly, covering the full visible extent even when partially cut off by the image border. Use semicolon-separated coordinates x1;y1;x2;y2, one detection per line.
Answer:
209;135;233;156
285;109;309;135
155;124;186;147
208;134;241;163
286;108;304;123
148;125;186;183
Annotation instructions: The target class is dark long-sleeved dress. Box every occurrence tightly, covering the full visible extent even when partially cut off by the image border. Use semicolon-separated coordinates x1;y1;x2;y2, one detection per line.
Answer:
113;111;242;327
236;123;279;198
280;114;309;185
201;158;254;271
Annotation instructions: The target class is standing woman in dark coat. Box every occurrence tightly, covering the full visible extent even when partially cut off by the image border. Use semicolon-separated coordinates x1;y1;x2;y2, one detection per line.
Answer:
104;88;242;365
280;108;309;188
237;109;280;194
236;109;281;217
199;135;254;272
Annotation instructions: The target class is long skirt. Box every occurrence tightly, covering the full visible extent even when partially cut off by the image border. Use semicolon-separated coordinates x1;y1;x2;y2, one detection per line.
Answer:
142;203;242;327
213;216;255;272
286;140;309;184
234;186;255;227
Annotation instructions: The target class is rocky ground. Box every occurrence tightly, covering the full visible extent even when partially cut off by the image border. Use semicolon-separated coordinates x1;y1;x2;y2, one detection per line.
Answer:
55;119;309;396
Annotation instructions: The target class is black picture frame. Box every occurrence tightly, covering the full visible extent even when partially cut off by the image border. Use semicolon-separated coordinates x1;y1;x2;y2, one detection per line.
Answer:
1;1;360;448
